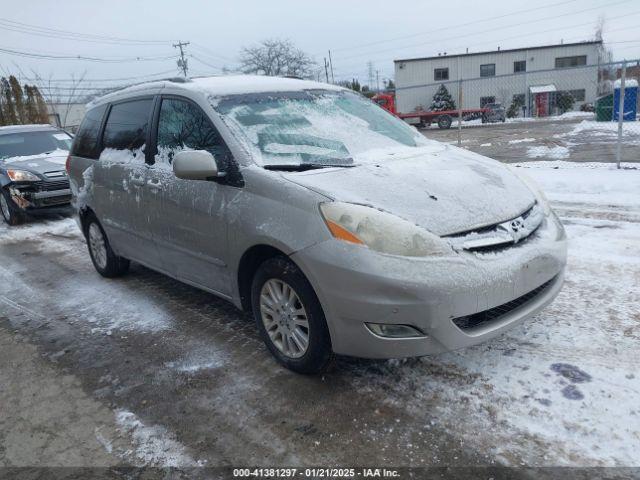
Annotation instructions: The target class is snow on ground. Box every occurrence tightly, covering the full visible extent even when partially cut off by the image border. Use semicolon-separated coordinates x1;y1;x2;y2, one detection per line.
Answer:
0;216;175;335
115;410;205;467
514;161;640;207
1;160;638;467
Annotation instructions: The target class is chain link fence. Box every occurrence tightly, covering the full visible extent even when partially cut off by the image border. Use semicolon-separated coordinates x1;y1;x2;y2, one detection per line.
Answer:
394;59;639;167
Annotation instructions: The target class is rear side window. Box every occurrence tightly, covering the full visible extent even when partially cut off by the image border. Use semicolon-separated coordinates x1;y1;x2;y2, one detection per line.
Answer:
102;99;153;152
71;104;107;159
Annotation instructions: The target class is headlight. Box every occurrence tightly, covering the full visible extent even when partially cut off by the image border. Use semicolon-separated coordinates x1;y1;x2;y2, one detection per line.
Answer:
7;169;40;182
319;202;452;257
510;167;550;215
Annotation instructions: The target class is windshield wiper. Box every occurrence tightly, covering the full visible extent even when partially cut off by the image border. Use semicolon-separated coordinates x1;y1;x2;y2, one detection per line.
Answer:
263;163;355;172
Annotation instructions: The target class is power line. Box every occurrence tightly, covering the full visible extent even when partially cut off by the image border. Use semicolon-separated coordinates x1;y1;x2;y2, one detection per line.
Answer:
327;0;583;55
19;69;178;83
333;9;640;77
190;55;224;72
335;0;632;64
0;17;170;45
0;46;177;63
191;43;236;63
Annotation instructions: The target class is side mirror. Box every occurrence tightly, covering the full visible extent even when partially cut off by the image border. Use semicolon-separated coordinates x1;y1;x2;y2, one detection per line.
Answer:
172;150;225;180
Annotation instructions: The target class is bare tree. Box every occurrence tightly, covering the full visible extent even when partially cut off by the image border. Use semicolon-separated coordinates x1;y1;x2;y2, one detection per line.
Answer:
594;15;615;95
239;39;316;78
30;71;87;128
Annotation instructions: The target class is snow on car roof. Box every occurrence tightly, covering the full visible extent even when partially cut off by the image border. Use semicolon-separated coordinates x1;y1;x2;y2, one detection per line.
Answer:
88;75;344;108
186;75;344;96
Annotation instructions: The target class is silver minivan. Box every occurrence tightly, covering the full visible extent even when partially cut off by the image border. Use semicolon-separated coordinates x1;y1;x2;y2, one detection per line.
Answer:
68;75;567;373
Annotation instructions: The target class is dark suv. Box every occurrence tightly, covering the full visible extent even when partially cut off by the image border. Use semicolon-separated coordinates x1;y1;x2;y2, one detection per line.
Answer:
482;103;506;123
0;124;74;225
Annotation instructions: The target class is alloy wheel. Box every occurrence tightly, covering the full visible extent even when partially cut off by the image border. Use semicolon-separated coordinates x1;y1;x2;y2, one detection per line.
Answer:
88;223;108;270
259;278;310;358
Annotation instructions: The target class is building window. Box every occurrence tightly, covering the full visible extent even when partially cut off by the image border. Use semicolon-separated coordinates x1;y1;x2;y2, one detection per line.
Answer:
559;89;586;102
555;56;587;68
480;96;496;107
514;61;526;73
434;68;449;81
480;64;495;77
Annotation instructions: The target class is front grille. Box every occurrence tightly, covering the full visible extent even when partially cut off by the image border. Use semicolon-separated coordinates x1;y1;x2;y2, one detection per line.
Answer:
452;277;556;331
445;203;544;253
36;179;70;191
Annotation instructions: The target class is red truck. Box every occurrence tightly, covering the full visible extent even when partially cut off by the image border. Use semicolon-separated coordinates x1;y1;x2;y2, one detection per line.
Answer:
372;92;489;129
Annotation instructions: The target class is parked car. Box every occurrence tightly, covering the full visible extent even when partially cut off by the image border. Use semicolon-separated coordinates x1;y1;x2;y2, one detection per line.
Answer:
0;124;73;225
68;76;567;374
482;103;506;123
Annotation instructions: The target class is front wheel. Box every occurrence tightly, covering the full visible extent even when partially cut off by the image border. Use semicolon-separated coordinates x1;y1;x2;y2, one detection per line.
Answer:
251;257;333;374
0;188;24;226
84;214;130;278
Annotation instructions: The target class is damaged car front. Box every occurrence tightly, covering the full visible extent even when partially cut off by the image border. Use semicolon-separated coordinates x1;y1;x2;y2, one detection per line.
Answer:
0;125;74;225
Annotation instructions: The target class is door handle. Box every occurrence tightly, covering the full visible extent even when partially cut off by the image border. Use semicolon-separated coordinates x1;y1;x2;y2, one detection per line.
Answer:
130;176;146;187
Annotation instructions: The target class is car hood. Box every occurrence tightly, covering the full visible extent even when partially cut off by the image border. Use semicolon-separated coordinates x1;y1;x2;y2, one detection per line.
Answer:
283;145;536;236
1;150;68;175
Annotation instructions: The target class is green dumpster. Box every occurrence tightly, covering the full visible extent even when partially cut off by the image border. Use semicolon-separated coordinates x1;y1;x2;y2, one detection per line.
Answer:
596;93;614;122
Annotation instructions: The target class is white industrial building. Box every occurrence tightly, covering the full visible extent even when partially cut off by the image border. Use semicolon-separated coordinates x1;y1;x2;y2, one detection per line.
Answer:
394;41;603;117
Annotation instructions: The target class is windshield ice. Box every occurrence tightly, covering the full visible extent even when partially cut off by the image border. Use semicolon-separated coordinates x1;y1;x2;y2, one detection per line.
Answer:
213;90;429;167
0;130;72;160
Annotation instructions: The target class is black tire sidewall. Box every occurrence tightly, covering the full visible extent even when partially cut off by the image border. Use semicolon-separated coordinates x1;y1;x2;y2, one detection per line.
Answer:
251;256;333;374
0;188;23;226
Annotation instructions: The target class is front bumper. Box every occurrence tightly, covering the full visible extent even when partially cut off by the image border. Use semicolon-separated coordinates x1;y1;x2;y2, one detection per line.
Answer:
291;214;567;359
6;181;72;211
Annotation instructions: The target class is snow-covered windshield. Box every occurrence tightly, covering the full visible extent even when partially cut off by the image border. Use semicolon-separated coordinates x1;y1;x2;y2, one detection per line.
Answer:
0;130;72;161
213;90;428;167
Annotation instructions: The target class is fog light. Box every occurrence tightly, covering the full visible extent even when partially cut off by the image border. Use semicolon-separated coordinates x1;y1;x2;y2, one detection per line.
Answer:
366;323;425;338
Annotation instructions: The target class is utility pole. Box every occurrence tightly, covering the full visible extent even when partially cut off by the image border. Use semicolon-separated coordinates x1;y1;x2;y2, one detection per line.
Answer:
328;50;335;84
324;58;330;83
173;40;190;77
376;70;380;92
367;61;374;91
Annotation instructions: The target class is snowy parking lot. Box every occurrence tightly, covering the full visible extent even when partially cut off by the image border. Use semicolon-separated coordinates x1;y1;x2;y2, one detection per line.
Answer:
426;113;640;164
1;159;639;470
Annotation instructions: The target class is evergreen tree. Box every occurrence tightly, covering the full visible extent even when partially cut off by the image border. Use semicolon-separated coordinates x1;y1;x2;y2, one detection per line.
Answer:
24;86;40;124
429;84;456;111
0;77;17;125
384;79;395;91
556;91;575;114
9;76;25;123
34;86;50;123
507;95;525;118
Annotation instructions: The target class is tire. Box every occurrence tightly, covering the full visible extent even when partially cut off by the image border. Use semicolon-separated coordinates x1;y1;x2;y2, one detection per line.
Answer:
83;213;130;278
251;256;333;374
437;114;452;129
0;187;24;226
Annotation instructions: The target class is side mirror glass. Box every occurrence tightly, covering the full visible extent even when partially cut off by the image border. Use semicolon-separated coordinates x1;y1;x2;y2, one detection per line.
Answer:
172;150;223;180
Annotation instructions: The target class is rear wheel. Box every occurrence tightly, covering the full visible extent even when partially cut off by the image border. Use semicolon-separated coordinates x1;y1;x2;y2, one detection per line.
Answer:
251;256;333;374
437;114;452;129
0;188;24;226
84;214;129;277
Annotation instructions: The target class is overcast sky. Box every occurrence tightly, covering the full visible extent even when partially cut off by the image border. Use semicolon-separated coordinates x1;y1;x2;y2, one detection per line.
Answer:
1;0;638;95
